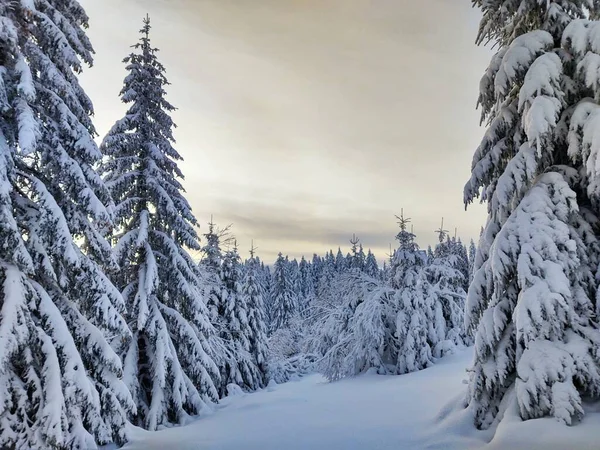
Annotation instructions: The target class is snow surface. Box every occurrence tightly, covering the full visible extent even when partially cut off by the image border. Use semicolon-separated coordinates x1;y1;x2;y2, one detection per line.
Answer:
122;348;600;450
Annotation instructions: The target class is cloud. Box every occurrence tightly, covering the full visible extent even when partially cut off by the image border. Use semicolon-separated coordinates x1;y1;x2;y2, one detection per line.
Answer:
190;180;482;263
79;0;491;263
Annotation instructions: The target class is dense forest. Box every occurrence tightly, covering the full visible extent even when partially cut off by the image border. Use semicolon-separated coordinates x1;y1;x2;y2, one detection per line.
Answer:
1;1;600;449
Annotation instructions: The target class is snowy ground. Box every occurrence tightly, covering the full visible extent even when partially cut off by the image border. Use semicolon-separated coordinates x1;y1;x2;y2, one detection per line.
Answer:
123;348;600;450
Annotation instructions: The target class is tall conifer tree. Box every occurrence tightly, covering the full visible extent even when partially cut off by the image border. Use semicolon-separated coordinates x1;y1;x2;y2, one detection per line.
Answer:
0;2;135;448
241;245;270;388
100;17;219;430
199;218;227;325
217;244;264;393
465;0;600;429
392;212;436;374
269;253;297;332
298;256;315;314
427;222;467;355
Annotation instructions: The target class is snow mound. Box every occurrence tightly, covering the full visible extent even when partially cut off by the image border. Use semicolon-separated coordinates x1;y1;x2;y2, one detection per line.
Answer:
226;384;245;398
266;379;278;392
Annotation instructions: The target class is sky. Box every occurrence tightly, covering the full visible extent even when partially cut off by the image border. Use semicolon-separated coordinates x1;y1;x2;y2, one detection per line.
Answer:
78;0;491;263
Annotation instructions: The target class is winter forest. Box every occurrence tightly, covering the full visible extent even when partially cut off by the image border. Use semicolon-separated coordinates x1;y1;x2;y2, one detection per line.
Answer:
2;0;600;449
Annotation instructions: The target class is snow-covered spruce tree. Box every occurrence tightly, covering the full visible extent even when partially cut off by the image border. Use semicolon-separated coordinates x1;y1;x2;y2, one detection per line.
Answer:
391;212;436;374
364;249;380;278
267;254;316;382
452;237;471;293
306;269;348;338
298;255;315;316
426;223;467;356
298;256;308;297
199;218;226;323
100;17;219;429
347;234;365;272
358;244;366;270
288;257;302;311
313;244;407;382
382;260;390;283
335;248;346;273
311;253;323;288
329;272;396;380
426;245;434;264
316;250;336;298
241;246;270;387
196;218;237;395
218;244;264;393
269;253;297;333
345;252;352;267
258;258;273;329
465;0;600;429
0;2;137;448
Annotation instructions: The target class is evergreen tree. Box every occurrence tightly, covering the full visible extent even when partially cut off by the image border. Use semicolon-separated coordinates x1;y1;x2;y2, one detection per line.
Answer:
348;235;366;271
100;17;218;429
325;272;396;381
298;256;309;298
391;212;436;374
259;259;273;329
269;253;297;332
426;245;434;263
323;251;336;282
364;250;379;278
0;2;136;448
242;246;270;388
345;252;353;268
452;237;470;293
465;0;600;429
288;257;301;305
311;253;323;288
335;248;346;273
218;244;263;393
197;218;236;393
199;218;228;324
200;218;224;270
298;256;315;314
358;244;366;270
382;260;390;282
426;221;467;356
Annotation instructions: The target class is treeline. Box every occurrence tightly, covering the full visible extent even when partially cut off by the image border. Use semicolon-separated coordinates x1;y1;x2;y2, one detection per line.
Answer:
261;214;475;383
